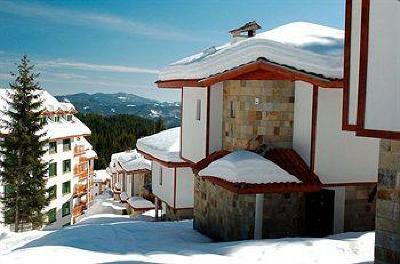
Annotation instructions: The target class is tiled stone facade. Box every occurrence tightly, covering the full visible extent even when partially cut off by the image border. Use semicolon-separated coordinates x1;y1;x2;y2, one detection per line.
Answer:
375;139;400;264
165;206;193;221
193;174;305;241
222;80;295;151
344;184;376;232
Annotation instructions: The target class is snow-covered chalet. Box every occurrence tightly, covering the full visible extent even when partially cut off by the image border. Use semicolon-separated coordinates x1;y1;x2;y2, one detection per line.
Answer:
154;21;380;241
108;150;155;215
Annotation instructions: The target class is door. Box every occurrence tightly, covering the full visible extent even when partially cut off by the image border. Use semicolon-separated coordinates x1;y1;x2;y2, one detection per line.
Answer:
305;189;335;237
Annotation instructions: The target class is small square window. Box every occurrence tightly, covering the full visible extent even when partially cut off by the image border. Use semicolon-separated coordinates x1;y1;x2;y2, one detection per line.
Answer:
63;160;71;174
48;185;57;200
159;167;163;186
49;162;57;177
62;181;71;194
54;116;60;122
49;141;57;154
195;99;201;121
47;208;56;224
230;101;235;118
66;115;72;121
63;139;71;152
62;201;70;217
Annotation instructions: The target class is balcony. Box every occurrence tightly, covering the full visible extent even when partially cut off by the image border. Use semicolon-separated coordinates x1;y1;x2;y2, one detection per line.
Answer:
74;164;89;180
73;184;87;197
72;205;83;217
73;145;86;156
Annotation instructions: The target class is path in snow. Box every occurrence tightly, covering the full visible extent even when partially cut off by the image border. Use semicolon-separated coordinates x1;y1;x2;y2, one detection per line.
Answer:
0;213;374;264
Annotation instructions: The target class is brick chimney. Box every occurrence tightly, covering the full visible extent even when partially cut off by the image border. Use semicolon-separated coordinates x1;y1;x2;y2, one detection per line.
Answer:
229;21;261;44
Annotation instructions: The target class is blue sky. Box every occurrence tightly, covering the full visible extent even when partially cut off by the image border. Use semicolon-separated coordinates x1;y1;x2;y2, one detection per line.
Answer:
0;0;345;102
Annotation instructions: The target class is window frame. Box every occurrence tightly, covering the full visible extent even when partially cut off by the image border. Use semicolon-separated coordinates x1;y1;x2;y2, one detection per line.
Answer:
47;208;56;224
62;159;71;174
62;201;70;217
159;166;163;186
195;99;201;121
230;101;235;118
48;162;57;177
63;139;71;152
62;181;71;195
48;185;57;201
49;141;57;154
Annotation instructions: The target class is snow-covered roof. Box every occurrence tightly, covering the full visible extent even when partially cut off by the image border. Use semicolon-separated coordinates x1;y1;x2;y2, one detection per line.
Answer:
198;150;300;184
0;89;91;139
109;149;151;172
120;192;128;202
136;127;182;163
45;116;91;139
93;169;111;183
127;196;154;210
159;22;344;81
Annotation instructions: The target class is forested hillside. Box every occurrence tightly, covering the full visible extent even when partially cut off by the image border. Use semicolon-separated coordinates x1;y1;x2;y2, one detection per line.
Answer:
58;93;181;128
77;113;165;169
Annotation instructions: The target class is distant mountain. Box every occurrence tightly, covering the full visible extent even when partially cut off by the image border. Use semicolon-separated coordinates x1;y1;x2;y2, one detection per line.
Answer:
56;92;181;127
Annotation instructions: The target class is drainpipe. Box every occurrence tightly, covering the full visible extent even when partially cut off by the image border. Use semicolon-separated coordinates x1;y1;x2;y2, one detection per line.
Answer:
254;193;264;239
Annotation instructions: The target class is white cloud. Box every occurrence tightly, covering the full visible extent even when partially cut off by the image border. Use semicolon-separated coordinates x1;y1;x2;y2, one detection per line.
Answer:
40;60;159;74
0;0;197;41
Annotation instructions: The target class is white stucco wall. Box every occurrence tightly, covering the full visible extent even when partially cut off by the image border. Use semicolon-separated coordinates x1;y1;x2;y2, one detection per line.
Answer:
208;83;223;154
314;88;379;184
151;162;174;207
181;87;208;162
175;167;194;208
293;81;313;166
42;137;77;229
348;0;362;125
364;1;400;131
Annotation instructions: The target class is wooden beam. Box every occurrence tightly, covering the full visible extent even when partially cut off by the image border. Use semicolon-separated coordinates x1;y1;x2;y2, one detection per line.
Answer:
155;79;203;88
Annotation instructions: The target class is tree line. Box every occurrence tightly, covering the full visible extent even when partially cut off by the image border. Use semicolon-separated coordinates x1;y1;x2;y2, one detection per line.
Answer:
77;113;165;170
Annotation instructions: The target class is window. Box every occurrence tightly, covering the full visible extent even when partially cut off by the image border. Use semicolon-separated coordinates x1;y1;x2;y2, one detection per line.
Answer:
48;185;57;200
62;181;71;194
195;99;201;121
63;139;71;152
39;116;47;125
4;184;15;198
49;141;57;154
62;160;71;174
47;208;56;224
230;101;235;118
49;162;57;177
66;115;72;121
62;201;70;217
54;116;60;122
159;167;163;186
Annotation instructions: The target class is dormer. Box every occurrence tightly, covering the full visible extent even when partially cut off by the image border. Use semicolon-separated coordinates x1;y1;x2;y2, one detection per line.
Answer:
229;21;261;43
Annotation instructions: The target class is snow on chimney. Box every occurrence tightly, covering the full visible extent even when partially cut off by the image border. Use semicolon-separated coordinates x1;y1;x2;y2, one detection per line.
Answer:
229;21;261;44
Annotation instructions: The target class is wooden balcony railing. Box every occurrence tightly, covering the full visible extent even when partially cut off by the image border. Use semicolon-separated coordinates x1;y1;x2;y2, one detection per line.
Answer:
73;184;87;197
73;145;86;156
74;164;89;180
72;205;82;217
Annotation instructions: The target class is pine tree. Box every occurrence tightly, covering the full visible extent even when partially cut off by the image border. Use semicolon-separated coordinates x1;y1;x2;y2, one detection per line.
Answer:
0;56;48;232
154;117;165;133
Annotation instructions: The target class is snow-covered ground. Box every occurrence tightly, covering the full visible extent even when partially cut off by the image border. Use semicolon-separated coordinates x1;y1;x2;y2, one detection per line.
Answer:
0;192;374;264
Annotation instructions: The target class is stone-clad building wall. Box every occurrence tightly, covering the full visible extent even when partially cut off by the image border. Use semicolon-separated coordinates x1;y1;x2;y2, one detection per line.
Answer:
344;184;376;232
375;139;400;264
193;174;305;241
222;80;295;151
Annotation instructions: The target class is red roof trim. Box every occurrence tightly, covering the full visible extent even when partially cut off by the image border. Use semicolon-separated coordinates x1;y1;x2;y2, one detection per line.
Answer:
194;149;321;194
156;59;344;89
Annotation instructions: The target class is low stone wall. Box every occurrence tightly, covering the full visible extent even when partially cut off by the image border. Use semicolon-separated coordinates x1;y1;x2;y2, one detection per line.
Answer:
375;139;400;264
194;175;305;241
344;184;376;232
165;206;193;221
